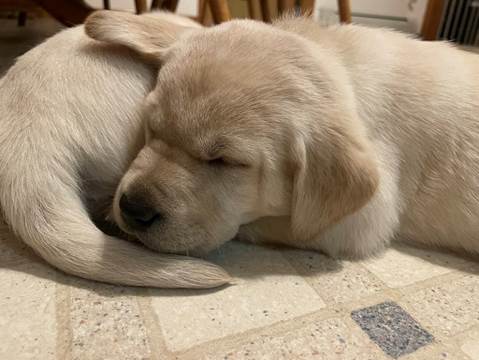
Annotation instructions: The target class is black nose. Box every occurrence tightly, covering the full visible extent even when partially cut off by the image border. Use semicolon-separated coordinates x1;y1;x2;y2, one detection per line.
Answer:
119;193;160;229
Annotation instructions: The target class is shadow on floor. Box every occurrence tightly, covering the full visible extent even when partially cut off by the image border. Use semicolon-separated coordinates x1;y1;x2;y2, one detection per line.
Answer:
0;18;64;76
1;218;478;299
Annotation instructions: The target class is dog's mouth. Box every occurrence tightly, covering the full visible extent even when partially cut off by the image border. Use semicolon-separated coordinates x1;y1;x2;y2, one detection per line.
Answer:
113;212;147;237
120;211;161;231
110;205;196;254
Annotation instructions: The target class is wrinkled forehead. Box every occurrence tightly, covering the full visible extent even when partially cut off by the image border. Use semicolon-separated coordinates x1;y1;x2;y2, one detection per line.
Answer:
144;21;314;147
158;27;270;89
168;20;281;63
156;20;312;95
144;88;264;164
146;84;258;150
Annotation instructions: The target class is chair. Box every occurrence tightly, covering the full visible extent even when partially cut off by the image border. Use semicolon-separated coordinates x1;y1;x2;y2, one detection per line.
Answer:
204;0;351;25
3;0;350;27
421;0;446;41
102;0;179;14
0;0;43;26
3;0;178;27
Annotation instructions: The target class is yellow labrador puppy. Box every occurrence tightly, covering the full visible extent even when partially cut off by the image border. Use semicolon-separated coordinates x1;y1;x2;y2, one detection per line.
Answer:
0;12;230;288
85;11;479;259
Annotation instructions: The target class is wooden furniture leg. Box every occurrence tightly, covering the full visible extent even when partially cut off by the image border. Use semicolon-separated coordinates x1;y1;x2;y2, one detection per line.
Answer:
337;0;351;23
246;0;261;20
18;11;27;26
278;0;295;14
208;0;231;23
135;0;147;14
31;0;94;26
160;0;179;12
259;0;272;22
299;0;315;16
421;0;446;40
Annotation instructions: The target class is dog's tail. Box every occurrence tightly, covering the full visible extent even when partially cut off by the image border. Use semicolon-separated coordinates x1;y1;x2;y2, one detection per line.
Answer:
0;175;230;288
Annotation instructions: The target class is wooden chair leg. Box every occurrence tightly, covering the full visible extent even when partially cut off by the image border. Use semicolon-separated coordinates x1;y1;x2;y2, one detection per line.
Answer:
246;0;261;20
160;0;179;12
31;0;94;26
198;0;208;24
299;0;315;16
421;0;446;40
208;0;231;24
103;0;110;9
337;0;351;23
151;0;161;9
135;0;148;14
18;11;27;26
278;0;295;15
259;0;272;22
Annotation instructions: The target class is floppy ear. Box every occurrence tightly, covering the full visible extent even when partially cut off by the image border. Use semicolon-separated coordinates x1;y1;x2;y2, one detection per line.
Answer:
84;10;200;60
290;113;379;241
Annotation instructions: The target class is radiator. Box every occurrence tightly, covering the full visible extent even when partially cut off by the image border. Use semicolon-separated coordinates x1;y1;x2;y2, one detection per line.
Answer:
439;0;479;45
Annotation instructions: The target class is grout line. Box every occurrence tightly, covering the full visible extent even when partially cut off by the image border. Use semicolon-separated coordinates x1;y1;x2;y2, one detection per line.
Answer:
55;279;72;360
280;251;393;307
175;281;463;359
173;265;451;358
449;324;479;342
136;288;174;360
174;308;340;359
395;271;470;297
176;309;392;360
174;296;391;360
175;285;450;360
445;324;479;359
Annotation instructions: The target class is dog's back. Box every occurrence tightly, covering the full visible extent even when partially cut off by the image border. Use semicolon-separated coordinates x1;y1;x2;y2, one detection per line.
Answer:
276;17;479;255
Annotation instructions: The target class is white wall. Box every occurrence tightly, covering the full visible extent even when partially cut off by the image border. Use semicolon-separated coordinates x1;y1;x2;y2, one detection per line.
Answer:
317;0;409;17
315;0;428;34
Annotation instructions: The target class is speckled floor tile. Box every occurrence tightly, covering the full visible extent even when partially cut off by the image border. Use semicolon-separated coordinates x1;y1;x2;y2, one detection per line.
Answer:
198;317;388;360
0;223;38;266
402;274;479;338
69;280;152;360
460;327;479;360
2;16;479;360
400;340;470;360
351;301;434;358
151;242;325;352
283;249;385;304
0;263;58;360
362;245;467;288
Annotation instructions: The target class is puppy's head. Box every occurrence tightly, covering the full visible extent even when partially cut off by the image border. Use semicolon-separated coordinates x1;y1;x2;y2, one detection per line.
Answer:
86;11;379;255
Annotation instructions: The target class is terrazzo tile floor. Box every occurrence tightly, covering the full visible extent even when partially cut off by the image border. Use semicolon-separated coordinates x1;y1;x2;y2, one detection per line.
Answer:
1;16;479;360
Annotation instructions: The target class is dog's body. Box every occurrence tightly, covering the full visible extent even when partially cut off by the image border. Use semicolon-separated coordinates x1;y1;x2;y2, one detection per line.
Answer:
1;11;478;290
85;12;479;261
0;13;230;288
241;19;479;258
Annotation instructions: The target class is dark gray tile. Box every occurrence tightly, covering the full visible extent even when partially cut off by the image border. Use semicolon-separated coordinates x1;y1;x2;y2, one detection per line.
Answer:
351;301;434;358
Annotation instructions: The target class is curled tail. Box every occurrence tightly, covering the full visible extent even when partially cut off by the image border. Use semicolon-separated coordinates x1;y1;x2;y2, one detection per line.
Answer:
1;177;230;288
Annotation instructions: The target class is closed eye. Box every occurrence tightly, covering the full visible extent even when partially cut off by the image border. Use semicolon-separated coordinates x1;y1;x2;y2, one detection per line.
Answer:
206;156;250;168
207;157;228;166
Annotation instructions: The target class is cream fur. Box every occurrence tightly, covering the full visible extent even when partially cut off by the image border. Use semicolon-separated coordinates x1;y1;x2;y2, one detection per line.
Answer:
85;11;479;260
0;12;230;288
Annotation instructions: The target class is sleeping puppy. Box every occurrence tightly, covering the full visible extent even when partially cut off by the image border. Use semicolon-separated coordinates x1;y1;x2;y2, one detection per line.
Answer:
0;12;230;288
85;11;479;259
